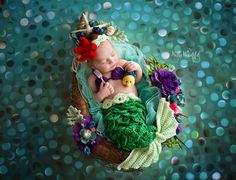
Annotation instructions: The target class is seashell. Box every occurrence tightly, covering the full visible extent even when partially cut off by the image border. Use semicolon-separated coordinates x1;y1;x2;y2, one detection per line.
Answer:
106;26;116;36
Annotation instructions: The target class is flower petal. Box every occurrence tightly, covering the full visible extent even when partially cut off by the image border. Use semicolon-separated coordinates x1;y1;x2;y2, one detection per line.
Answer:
80;137;89;144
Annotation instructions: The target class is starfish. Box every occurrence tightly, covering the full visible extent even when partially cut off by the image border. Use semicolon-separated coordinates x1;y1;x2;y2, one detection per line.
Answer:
71;13;109;35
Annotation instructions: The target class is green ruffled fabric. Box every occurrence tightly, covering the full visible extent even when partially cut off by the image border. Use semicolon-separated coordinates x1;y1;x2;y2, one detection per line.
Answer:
102;98;156;151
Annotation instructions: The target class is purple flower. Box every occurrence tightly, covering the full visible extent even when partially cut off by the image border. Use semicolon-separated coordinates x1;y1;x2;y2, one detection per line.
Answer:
82;116;92;127
72;116;103;155
150;68;180;97
176;123;183;134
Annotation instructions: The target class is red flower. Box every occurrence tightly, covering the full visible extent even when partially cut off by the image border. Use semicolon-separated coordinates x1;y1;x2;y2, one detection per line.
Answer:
73;37;97;62
169;102;180;114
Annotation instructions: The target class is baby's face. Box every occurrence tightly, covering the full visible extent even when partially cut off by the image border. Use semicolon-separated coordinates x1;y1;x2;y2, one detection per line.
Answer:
88;40;119;74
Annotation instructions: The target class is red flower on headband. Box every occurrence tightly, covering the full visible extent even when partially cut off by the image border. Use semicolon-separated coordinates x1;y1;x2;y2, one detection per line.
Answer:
73;37;97;62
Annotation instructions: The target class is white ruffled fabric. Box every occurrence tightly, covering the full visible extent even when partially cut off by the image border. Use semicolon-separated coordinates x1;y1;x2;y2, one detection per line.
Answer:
117;98;178;170
102;93;140;109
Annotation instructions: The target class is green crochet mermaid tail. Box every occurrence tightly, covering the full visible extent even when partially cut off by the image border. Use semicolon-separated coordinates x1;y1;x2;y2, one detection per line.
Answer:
102;98;156;151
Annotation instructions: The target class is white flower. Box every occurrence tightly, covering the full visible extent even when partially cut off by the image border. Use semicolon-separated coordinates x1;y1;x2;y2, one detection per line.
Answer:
102;99;113;109
113;93;128;104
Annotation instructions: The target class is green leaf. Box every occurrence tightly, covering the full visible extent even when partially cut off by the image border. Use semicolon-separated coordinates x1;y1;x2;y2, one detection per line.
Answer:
146;55;175;75
111;27;129;42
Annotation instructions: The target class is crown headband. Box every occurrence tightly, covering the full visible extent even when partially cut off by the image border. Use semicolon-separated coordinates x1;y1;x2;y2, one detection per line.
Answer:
70;13;113;43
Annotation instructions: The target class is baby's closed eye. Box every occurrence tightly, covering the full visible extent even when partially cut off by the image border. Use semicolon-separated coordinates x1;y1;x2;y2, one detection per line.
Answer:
100;60;106;64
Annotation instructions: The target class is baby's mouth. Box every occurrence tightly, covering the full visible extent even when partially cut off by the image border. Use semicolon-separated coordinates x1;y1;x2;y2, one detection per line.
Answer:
111;64;116;70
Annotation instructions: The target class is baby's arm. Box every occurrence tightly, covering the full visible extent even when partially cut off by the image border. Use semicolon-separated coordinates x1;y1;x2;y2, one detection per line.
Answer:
88;74;114;102
121;60;143;83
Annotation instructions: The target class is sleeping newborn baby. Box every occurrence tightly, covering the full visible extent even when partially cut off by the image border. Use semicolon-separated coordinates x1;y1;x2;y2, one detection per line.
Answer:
74;34;156;151
87;35;141;102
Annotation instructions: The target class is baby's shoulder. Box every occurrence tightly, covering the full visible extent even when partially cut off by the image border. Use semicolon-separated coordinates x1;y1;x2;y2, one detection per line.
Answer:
88;73;96;84
88;72;95;80
87;73;97;92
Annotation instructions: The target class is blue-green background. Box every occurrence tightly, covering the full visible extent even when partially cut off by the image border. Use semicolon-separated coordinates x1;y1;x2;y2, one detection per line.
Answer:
0;0;236;179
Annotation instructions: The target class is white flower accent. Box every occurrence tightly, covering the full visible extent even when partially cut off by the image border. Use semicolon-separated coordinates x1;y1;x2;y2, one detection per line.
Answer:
102;99;113;109
92;34;110;47
82;129;92;139
113;93;128;104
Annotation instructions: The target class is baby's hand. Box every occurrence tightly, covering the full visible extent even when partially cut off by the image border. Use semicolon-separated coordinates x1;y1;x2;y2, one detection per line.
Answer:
124;61;140;72
98;82;114;99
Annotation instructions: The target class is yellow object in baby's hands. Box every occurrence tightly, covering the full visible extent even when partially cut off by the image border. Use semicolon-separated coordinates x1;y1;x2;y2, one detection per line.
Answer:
122;72;136;87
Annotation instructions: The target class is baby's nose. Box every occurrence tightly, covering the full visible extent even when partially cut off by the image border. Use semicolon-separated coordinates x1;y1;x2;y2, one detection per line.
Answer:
107;58;113;64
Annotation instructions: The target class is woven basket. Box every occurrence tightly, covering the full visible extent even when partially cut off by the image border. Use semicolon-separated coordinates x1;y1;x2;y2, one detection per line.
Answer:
71;72;130;164
70;12;184;165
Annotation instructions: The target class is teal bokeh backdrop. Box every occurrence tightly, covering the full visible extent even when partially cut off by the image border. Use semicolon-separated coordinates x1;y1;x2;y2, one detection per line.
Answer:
0;0;236;179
